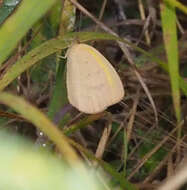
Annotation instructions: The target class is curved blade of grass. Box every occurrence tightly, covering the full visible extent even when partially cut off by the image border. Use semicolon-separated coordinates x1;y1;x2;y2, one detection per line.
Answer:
165;0;187;15
0;31;187;100
0;32;119;91
0;92;82;167
0;0;57;65
161;1;181;123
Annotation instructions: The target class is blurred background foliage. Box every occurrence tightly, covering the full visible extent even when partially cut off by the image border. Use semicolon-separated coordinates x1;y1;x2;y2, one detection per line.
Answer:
0;0;187;190
0;131;104;190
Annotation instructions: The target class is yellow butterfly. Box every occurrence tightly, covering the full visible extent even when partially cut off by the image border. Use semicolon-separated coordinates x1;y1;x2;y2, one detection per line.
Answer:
66;43;124;114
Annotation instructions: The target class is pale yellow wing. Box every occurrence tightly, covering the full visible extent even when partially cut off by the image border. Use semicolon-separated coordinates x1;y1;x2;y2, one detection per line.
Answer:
66;43;124;114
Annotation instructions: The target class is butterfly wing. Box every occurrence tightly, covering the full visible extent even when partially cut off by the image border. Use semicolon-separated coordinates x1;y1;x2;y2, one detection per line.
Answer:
66;43;124;114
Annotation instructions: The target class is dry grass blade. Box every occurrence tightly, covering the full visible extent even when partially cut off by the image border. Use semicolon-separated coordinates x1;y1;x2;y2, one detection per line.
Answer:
127;89;140;142
95;114;112;161
138;0;150;45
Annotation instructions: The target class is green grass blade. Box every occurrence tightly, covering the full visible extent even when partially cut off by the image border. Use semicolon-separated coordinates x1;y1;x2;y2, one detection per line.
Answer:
0;32;119;91
47;0;76;124
0;31;187;102
63;113;105;135
161;1;181;122
0;0;57;65
48;62;68;121
165;0;187;15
